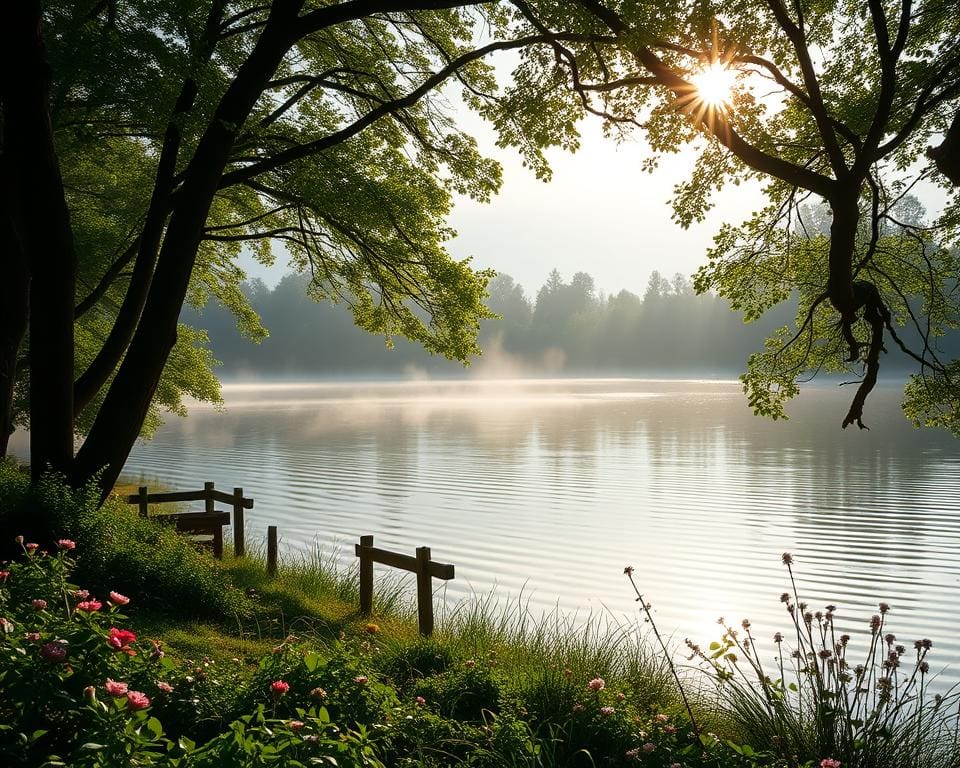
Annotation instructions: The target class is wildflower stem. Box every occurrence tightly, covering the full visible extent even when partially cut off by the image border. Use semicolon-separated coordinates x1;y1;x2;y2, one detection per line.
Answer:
624;570;700;741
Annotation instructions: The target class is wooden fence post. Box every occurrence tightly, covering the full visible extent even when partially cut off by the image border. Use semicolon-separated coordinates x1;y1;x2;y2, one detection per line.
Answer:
138;487;149;518
359;535;374;615
204;481;215;514
416;546;433;636
267;526;278;577
232;487;245;557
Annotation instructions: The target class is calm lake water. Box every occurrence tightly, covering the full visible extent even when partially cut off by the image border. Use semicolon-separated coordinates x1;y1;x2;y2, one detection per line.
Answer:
99;379;960;680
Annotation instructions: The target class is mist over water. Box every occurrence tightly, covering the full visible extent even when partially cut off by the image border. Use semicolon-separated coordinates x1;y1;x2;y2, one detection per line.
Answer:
117;378;960;682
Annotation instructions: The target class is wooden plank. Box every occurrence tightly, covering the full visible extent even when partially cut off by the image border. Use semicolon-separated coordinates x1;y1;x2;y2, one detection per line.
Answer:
358;535;373;615
232;487;245;558
124;488;253;508
352;544;454;580
212;524;223;559
125;490;207;504
204;482;215;514
154;511;231;525
267;525;278;577
416;546;433;636
210;489;254;508
137;487;148;518
354;545;416;572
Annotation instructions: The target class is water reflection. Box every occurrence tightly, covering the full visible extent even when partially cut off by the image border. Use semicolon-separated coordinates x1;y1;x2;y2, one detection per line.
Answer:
111;379;960;681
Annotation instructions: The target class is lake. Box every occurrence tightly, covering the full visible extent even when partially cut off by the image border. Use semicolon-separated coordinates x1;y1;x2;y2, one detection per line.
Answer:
103;379;960;680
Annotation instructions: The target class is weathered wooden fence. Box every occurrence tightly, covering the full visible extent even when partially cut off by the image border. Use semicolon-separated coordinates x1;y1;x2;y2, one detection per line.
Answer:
126;482;253;558
354;534;455;636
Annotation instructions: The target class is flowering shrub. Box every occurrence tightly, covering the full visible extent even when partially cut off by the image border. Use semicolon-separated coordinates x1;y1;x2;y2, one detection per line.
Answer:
0;537;175;765
0;537;386;767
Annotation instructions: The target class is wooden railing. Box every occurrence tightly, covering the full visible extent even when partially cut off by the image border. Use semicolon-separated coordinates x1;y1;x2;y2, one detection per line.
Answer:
126;481;253;558
354;535;455;636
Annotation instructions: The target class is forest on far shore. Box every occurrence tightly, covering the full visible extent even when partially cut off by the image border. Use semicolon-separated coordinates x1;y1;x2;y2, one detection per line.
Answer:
186;269;950;378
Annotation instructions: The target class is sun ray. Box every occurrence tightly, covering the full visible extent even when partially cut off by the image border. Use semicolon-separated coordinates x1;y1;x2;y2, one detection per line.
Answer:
690;63;736;110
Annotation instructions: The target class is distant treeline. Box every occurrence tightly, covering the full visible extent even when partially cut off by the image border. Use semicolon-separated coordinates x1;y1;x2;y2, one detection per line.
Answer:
184;270;948;377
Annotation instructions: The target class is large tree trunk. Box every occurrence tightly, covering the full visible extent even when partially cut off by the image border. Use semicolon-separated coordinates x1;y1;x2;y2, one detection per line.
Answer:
827;190;862;361
1;2;76;479
928;109;960;185
72;6;303;495
0;213;29;458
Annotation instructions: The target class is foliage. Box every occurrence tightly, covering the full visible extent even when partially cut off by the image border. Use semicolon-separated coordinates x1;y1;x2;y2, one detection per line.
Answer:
0;462;245;618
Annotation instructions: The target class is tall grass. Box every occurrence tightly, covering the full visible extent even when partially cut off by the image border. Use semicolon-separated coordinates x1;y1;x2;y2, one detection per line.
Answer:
652;553;960;768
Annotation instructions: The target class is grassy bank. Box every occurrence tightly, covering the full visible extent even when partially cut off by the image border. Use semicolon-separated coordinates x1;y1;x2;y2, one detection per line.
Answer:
2;462;959;767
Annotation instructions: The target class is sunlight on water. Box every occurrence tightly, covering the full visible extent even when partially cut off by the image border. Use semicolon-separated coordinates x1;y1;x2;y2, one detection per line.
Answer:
116;378;960;682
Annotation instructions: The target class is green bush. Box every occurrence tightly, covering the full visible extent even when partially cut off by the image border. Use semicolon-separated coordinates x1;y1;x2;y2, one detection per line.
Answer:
0;463;246;619
412;659;503;721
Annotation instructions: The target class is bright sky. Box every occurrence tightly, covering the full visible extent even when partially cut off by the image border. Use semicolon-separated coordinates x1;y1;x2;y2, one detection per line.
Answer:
445;117;766;298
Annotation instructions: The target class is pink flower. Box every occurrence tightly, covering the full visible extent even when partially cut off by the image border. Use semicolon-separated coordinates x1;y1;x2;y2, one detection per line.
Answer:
353;675;368;685
642;742;656;753
24;632;41;642
105;679;128;696
83;686;97;701
108;627;137;647
25;543;38;552
126;691;151;710
625;748;639;758
40;641;68;662
14;536;23;545
820;760;841;768
270;680;290;696
288;720;305;731
0;570;10;582
600;706;615;716
157;681;174;693
32;599;47;611
655;713;669;722
108;627;137;655
587;677;605;691
109;591;130;606
415;696;426;707
76;599;102;613
56;539;76;551
664;725;677;734
72;589;90;600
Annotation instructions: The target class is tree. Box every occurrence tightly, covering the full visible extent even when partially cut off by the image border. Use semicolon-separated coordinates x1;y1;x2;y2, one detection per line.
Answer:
0;0;595;496
500;0;960;432
643;270;671;302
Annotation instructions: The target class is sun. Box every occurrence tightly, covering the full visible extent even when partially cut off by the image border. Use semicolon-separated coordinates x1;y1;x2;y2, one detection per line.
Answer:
690;62;736;109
